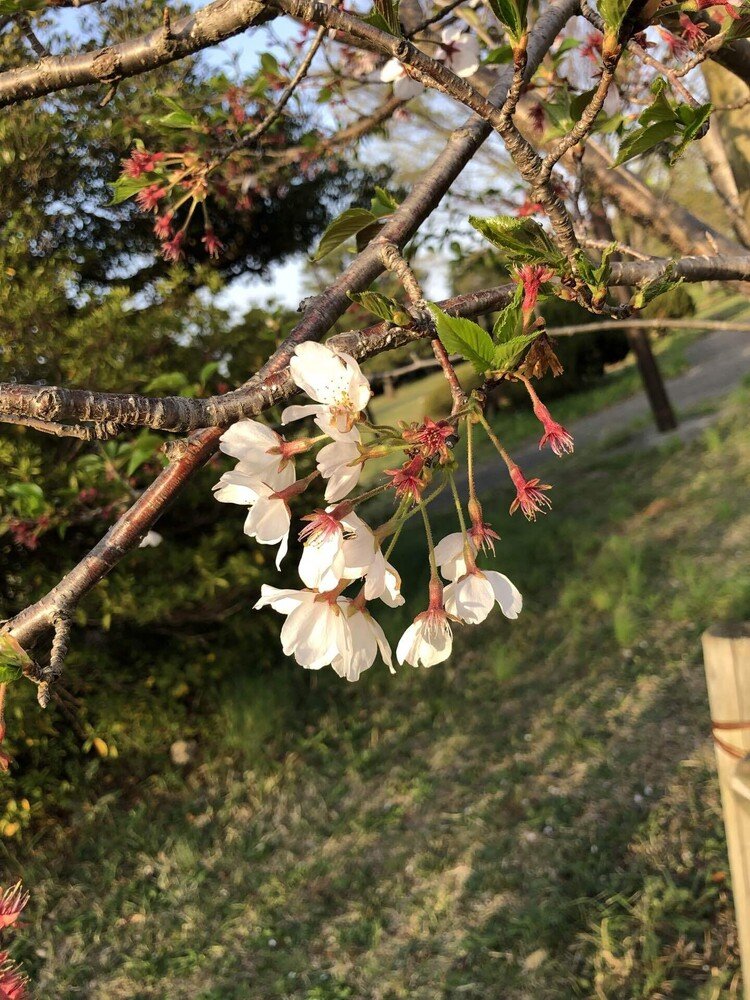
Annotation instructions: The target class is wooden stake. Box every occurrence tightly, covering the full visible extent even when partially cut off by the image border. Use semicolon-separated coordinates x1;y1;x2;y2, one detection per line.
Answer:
702;623;750;998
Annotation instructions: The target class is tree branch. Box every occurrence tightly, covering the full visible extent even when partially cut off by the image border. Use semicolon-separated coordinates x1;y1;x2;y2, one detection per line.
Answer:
0;0;275;109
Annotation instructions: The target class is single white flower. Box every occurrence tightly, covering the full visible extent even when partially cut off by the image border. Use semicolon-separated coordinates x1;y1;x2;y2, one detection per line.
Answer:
396;607;453;668
218;419;289;477
317;431;363;502
444;568;522;625
254;585;350;670
339;513;405;607
332;600;394;681
438;26;480;78
282;341;372;438
434;532;477;582
213;469;292;568
298;509;350;592
379;58;424;100
139;530;163;548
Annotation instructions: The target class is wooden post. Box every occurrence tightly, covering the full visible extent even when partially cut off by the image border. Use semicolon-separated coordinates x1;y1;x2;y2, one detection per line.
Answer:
702;623;750;998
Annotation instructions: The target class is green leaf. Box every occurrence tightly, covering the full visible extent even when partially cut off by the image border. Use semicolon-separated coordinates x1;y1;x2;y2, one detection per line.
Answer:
631;264;679;310
484;45;513;65
199;361;221;385
0;634;31;685
7;482;45;518
260;52;281;76
312;208;378;260
613;119;677;166
348;290;404;324
669;101;712;164
469;215;564;268
109;174;152;206
0;0;46;13
365;0;400;34
493;332;539;372
486;0;528;41
370;186;399;216
492;288;523;343
427;304;496;374
125;433;164;477
598;0;631;32
552;37;580;64
143;372;190;394
726;5;750;38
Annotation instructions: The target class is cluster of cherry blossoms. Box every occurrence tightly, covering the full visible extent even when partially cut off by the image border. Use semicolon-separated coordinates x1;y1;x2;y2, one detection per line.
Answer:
213;337;574;682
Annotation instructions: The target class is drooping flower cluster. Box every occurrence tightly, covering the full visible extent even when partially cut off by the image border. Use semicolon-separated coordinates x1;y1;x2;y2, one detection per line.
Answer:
212;336;574;681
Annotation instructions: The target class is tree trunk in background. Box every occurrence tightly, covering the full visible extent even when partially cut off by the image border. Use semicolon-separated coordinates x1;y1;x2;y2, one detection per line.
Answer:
588;200;678;433
703;63;750;232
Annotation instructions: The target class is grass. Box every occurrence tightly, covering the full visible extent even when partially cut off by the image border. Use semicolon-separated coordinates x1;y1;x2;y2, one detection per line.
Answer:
5;383;750;998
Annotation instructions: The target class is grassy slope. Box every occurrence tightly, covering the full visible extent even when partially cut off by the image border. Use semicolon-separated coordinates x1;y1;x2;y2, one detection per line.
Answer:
10;382;750;999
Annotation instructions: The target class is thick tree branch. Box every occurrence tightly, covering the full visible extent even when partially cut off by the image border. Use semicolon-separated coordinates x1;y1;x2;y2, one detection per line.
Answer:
0;0;274;109
3;249;750;435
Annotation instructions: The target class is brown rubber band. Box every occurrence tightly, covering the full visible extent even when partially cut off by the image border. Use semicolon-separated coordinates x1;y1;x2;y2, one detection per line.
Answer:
711;720;750;760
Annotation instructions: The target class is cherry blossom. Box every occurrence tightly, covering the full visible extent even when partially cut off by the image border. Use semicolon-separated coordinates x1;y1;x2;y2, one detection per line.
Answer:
397;607;454;668
332;600;394;681
254;586;350;670
0;883;28;931
0;957;26;1000
444;568;522;624
316;432;362;501
437;26;480;78
379;59;424;100
219;419;300;482
533;399;574;456
282;341;372;437
298;509;351;591
508;465;552;520
340;516;405;607
385;454;427;501
213;469;293;567
434;531;476;582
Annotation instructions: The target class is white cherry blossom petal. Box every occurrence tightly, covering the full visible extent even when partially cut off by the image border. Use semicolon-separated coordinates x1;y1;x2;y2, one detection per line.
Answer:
485;570;523;619
444;571;495;625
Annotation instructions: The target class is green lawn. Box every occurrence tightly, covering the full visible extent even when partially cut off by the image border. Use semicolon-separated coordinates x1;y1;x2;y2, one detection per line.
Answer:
6;382;750;998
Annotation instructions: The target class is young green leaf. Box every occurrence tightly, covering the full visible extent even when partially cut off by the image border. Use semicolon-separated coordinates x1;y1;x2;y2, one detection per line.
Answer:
669;102;712;164
485;0;528;41
348;290;404;324
427;304;496;374
366;0;401;34
631;264;679;310
492;332;539;372
492;290;523;344
613;119;677;166
469;215;564;268
109;174;153;206
371;186;400;216
0;633;31;686
312;208;378;260
598;0;631;33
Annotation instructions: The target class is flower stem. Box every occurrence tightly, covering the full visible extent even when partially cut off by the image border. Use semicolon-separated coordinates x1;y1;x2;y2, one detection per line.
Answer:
467;417;478;506
477;412;516;475
448;473;468;535
419;500;439;581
